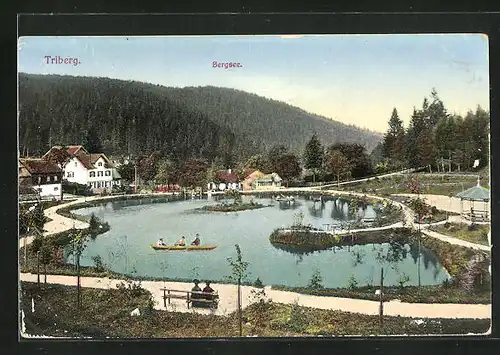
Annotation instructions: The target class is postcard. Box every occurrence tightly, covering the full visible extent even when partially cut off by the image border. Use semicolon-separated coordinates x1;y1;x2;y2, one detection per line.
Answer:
18;34;491;338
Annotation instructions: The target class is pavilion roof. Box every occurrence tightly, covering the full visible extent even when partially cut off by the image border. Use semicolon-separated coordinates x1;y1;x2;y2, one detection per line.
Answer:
455;185;490;202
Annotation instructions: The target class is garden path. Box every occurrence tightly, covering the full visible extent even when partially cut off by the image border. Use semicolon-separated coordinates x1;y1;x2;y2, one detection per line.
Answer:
20;273;490;320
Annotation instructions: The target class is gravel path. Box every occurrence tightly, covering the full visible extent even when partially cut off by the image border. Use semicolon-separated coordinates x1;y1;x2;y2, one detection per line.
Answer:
19;273;491;319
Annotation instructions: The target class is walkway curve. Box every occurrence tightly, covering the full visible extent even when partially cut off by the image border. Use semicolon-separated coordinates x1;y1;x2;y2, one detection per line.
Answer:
19;273;490;319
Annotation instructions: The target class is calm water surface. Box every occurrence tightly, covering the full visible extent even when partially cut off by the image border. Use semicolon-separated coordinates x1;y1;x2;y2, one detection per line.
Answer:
72;195;450;288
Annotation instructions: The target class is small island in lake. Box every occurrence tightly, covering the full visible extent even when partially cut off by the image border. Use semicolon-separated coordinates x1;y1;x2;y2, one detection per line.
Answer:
198;190;268;212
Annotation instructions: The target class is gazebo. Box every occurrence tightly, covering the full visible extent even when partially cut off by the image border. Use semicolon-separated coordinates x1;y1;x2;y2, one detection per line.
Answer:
455;176;490;222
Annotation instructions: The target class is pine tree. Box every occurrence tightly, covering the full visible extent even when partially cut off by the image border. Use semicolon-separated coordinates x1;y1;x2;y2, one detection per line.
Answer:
83;127;104;153
382;108;406;169
303;133;324;183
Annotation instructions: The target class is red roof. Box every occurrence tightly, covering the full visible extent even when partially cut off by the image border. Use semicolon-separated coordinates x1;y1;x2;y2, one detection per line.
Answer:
20;158;62;175
242;168;256;178
74;153;115;170
66;145;87;156
42;145;88;164
215;171;239;183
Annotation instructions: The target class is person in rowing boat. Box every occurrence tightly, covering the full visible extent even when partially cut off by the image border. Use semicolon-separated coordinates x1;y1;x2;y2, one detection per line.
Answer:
174;236;186;246
191;233;201;246
157;238;165;246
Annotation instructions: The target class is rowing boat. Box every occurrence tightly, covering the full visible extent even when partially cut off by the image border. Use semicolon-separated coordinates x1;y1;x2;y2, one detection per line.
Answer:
150;244;217;251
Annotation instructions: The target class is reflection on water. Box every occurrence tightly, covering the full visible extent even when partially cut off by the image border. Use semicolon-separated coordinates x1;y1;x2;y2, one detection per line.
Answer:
71;195;449;288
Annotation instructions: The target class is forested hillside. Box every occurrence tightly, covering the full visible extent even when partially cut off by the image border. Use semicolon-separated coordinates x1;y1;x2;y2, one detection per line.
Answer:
160;86;382;153
18;74;382;164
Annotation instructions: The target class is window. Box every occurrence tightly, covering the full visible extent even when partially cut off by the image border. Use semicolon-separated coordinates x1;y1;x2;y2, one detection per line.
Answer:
54;176;58;181
98;171;103;177
67;171;74;178
37;188;42;192
105;170;111;176
90;171;96;177
46;176;50;182
75;162;77;167
98;162;103;167
54;187;59;191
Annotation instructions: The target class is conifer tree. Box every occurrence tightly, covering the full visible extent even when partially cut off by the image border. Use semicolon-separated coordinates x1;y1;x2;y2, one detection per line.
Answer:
303;133;324;183
382;108;406;169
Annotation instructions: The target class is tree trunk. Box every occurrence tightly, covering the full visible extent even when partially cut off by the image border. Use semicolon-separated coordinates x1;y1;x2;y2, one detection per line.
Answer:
237;279;242;336
418;236;421;287
36;252;40;288
77;253;81;309
379;267;384;326
44;264;47;284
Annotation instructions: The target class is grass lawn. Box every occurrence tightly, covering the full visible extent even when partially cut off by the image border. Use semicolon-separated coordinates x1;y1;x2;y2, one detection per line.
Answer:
429;223;490;246
271;284;491;304
325;174;483;196
20;282;490;338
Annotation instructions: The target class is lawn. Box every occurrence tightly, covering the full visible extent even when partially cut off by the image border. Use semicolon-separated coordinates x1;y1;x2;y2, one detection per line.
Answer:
324;174;484;197
429;223;490;246
20;282;490;338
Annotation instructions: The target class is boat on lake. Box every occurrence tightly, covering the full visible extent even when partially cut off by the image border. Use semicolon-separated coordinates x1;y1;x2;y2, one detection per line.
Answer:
150;244;217;251
275;195;295;202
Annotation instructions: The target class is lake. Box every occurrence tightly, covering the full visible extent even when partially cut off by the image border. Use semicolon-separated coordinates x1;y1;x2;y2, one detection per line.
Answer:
71;195;450;288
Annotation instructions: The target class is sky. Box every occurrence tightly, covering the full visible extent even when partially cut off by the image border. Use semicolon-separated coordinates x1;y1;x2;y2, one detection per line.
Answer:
18;34;489;133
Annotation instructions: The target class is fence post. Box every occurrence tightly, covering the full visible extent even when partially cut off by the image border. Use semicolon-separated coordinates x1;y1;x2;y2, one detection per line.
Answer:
163;289;166;308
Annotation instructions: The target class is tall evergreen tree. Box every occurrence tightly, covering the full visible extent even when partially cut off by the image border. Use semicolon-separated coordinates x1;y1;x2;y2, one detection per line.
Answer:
426;88;448;127
382;108;406;169
82;127;103;153
303;133;324;183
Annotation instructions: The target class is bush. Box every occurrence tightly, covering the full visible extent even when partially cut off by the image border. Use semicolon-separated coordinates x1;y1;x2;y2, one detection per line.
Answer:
254;277;264;288
92;255;106;272
397;273;411;288
62;181;93;196
347;274;359;290
307;269;324;290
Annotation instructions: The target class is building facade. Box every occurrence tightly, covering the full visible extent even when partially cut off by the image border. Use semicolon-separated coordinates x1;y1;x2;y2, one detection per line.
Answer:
251;173;283;190
43;145;122;193
19;158;63;200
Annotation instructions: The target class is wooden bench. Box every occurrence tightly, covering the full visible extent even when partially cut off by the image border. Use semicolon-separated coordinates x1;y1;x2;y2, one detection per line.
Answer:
160;288;191;308
160;288;219;309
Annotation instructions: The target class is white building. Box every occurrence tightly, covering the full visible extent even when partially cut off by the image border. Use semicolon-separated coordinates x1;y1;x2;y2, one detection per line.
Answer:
19;158;63;200
43;145;122;193
251;173;283;190
63;153;122;191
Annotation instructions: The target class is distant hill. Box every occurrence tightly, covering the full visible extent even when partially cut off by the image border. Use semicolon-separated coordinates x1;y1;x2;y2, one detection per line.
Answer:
18;74;382;163
161;86;383;153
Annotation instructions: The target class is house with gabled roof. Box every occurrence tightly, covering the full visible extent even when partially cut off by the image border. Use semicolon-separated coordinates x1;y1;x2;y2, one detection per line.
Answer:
251;172;283;190
43;145;122;192
19;158;63;200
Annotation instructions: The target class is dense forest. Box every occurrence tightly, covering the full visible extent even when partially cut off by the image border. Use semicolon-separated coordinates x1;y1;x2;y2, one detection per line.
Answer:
18;74;382;165
378;89;489;172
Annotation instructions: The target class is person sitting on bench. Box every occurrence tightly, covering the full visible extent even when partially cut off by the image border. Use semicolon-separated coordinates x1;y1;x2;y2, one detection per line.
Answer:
191;279;202;306
202;281;215;300
191;234;201;246
174;236;186;246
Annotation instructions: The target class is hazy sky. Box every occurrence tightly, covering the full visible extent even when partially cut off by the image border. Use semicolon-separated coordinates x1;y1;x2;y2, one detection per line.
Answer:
18;34;489;133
